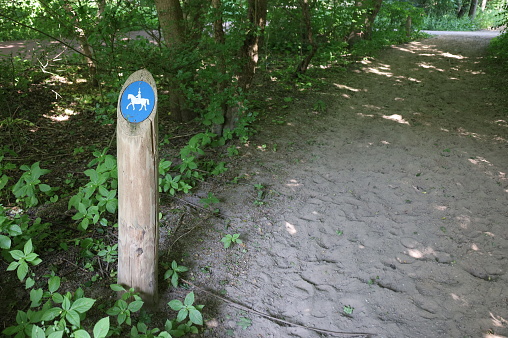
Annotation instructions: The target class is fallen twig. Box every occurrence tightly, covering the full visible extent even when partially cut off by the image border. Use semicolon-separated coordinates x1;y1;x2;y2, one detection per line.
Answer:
181;279;376;337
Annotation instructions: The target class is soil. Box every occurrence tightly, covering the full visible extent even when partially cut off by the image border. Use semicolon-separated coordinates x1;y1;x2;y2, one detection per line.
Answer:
185;31;508;338
1;31;508;338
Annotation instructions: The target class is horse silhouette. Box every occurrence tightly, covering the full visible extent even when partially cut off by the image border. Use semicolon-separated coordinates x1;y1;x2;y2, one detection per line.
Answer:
126;94;150;111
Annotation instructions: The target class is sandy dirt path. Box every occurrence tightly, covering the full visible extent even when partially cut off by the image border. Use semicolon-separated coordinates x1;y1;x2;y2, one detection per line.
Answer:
192;31;508;337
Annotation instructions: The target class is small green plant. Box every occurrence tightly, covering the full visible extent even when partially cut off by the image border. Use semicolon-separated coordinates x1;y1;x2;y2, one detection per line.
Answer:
253;183;265;206
158;160;192;196
68;148;118;231
107;284;145;326
221;234;242;249
164;260;189;288
6;239;41;282
168;292;204;327
312;100;326;113
237;316;252;330
12;162;57;208
343;305;354;315
199;192;220;209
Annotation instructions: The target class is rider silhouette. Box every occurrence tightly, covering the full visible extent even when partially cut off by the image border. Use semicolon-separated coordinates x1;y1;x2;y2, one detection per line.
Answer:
136;88;142;99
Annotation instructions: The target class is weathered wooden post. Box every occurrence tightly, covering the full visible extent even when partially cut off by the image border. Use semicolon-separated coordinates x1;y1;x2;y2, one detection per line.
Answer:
117;69;159;306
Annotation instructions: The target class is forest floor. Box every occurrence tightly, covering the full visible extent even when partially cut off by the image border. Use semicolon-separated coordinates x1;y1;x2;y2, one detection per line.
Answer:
187;31;508;338
1;31;507;338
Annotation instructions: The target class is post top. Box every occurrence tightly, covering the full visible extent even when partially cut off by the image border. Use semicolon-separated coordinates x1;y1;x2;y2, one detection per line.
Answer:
119;70;157;123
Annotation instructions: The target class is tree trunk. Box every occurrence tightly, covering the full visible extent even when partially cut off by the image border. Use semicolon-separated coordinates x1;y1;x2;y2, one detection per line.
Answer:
363;0;383;41
457;0;470;18
154;0;196;121
468;0;479;19
211;0;228;136
223;0;267;132
347;0;383;46
405;16;412;38
481;0;487;11
57;0;98;86
236;0;268;91
296;0;318;74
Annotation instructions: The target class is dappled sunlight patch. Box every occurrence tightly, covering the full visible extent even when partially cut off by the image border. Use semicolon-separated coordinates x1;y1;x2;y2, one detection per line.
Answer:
392;46;416;54
357;112;375;118
364;67;393;77
471;243;479;251
455;215;471;229
440;52;466;60
362;104;381;110
458;127;482;139
285;221;297;235
468;156;492;166
48;74;73;84
493;119;508;127
43;108;77;122
333;83;362;92
450;293;469;306
407;246;435;259
286;179;301;187
490;312;508;328
382;114;410;125
418;62;445;72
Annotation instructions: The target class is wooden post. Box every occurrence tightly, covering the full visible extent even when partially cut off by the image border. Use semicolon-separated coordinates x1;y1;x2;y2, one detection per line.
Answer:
117;69;159;306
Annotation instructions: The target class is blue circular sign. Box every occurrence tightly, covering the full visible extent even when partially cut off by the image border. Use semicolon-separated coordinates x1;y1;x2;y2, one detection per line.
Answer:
120;81;156;123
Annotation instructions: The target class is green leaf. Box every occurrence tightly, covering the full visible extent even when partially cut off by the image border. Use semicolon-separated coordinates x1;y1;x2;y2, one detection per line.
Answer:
62;296;71;311
106;307;121;316
25;252;39;262
0;235;11;249
71;298;96;313
23;239;33;256
8;224;22;236
65;309;81;327
31;325;45;338
48;331;64;338
110;283;125;292
39;184;51;192
184;292;195;306
29;288;43;307
168;300;183;311
164;269;173;280
171;273;178;288
117;312;127;325
73;329;91;338
189;308;203;326
10;249;24;260
93;317;110;338
48;276;61;293
41;307;62;321
17;260;29;281
6;261;19;271
176;308;188;323
127;300;144;312
52;293;64;303
106;200;117;213
26;277;35;289
176;266;188;273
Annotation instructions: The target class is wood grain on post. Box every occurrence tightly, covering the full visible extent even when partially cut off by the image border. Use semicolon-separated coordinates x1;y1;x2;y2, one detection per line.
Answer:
117;69;159;306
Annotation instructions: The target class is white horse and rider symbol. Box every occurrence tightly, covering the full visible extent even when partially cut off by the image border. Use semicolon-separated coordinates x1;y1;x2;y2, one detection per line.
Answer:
120;81;156;123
